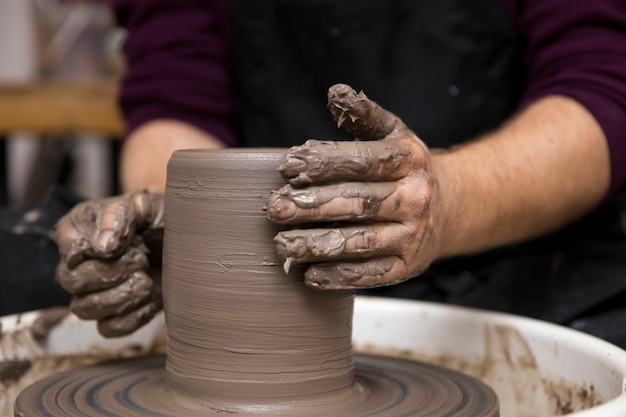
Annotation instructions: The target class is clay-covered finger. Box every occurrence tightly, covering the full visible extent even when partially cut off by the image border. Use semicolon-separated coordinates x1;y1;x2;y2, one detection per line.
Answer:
54;198;135;267
70;271;153;320
267;182;397;224
128;190;165;231
54;192;163;267
54;204;98;268
304;256;411;290
327;83;399;140
90;198;138;256
97;301;160;338
56;246;149;294
273;223;403;272
278;139;412;185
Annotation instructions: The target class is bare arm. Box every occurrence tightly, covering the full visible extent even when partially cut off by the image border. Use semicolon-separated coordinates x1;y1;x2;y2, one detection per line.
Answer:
120;119;227;193
435;94;610;258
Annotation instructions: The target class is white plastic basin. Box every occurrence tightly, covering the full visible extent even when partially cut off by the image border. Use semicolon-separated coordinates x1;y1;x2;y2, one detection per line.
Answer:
2;297;626;417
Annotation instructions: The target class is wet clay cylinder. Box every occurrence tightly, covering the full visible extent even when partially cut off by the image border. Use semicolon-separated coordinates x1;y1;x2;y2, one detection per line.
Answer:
163;149;356;412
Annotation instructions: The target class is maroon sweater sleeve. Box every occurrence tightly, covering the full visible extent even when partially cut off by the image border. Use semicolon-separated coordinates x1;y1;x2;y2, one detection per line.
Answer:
500;0;626;197
110;0;626;195
107;0;238;147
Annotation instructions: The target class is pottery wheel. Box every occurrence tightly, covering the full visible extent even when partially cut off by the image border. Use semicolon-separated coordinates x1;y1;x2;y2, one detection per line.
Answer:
15;354;498;417
15;149;500;417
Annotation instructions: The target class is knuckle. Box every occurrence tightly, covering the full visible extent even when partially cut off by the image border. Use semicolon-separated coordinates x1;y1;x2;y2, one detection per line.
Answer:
120;246;149;270
405;183;433;217
418;186;433;212
54;223;81;255
70;295;98;319
55;263;81;293
129;271;154;295
275;232;309;259
97;302;158;338
350;229;378;253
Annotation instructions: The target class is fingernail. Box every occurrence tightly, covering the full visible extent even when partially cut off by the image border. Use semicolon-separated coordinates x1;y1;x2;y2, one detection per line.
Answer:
267;197;297;221
278;157;306;178
96;230;114;252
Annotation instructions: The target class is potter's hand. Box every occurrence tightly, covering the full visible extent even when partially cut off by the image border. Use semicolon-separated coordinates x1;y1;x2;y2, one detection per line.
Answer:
267;84;442;290
54;190;164;337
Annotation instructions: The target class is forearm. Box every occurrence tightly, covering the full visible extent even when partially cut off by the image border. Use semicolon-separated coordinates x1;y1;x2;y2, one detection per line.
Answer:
434;95;610;258
120;119;227;193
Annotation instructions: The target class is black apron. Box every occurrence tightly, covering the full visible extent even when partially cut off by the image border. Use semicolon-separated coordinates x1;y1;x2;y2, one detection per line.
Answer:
232;0;626;349
232;0;522;148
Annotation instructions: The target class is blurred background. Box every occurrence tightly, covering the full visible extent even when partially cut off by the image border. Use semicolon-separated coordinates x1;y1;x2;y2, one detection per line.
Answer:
0;0;124;207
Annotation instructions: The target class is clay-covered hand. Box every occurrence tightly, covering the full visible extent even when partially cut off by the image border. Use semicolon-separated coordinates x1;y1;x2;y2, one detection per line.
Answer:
54;190;164;337
266;84;443;290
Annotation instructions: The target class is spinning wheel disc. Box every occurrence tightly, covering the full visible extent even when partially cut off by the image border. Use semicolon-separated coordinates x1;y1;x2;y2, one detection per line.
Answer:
15;354;498;417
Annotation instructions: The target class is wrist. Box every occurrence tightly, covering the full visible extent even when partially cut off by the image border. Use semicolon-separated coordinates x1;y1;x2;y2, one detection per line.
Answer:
427;96;610;262
429;147;474;260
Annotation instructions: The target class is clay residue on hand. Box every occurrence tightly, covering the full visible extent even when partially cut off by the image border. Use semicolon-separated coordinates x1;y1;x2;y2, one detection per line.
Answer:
305;257;396;289
54;190;164;268
31;307;70;341
70;271;154;320
278;140;410;186
273;223;401;285
267;182;395;224
273;229;349;273
56;244;149;295
274;227;383;271
97;301;160;338
327;84;397;140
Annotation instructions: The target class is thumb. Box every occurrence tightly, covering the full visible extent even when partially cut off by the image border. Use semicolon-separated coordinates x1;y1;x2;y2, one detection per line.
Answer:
327;83;399;140
92;191;164;253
